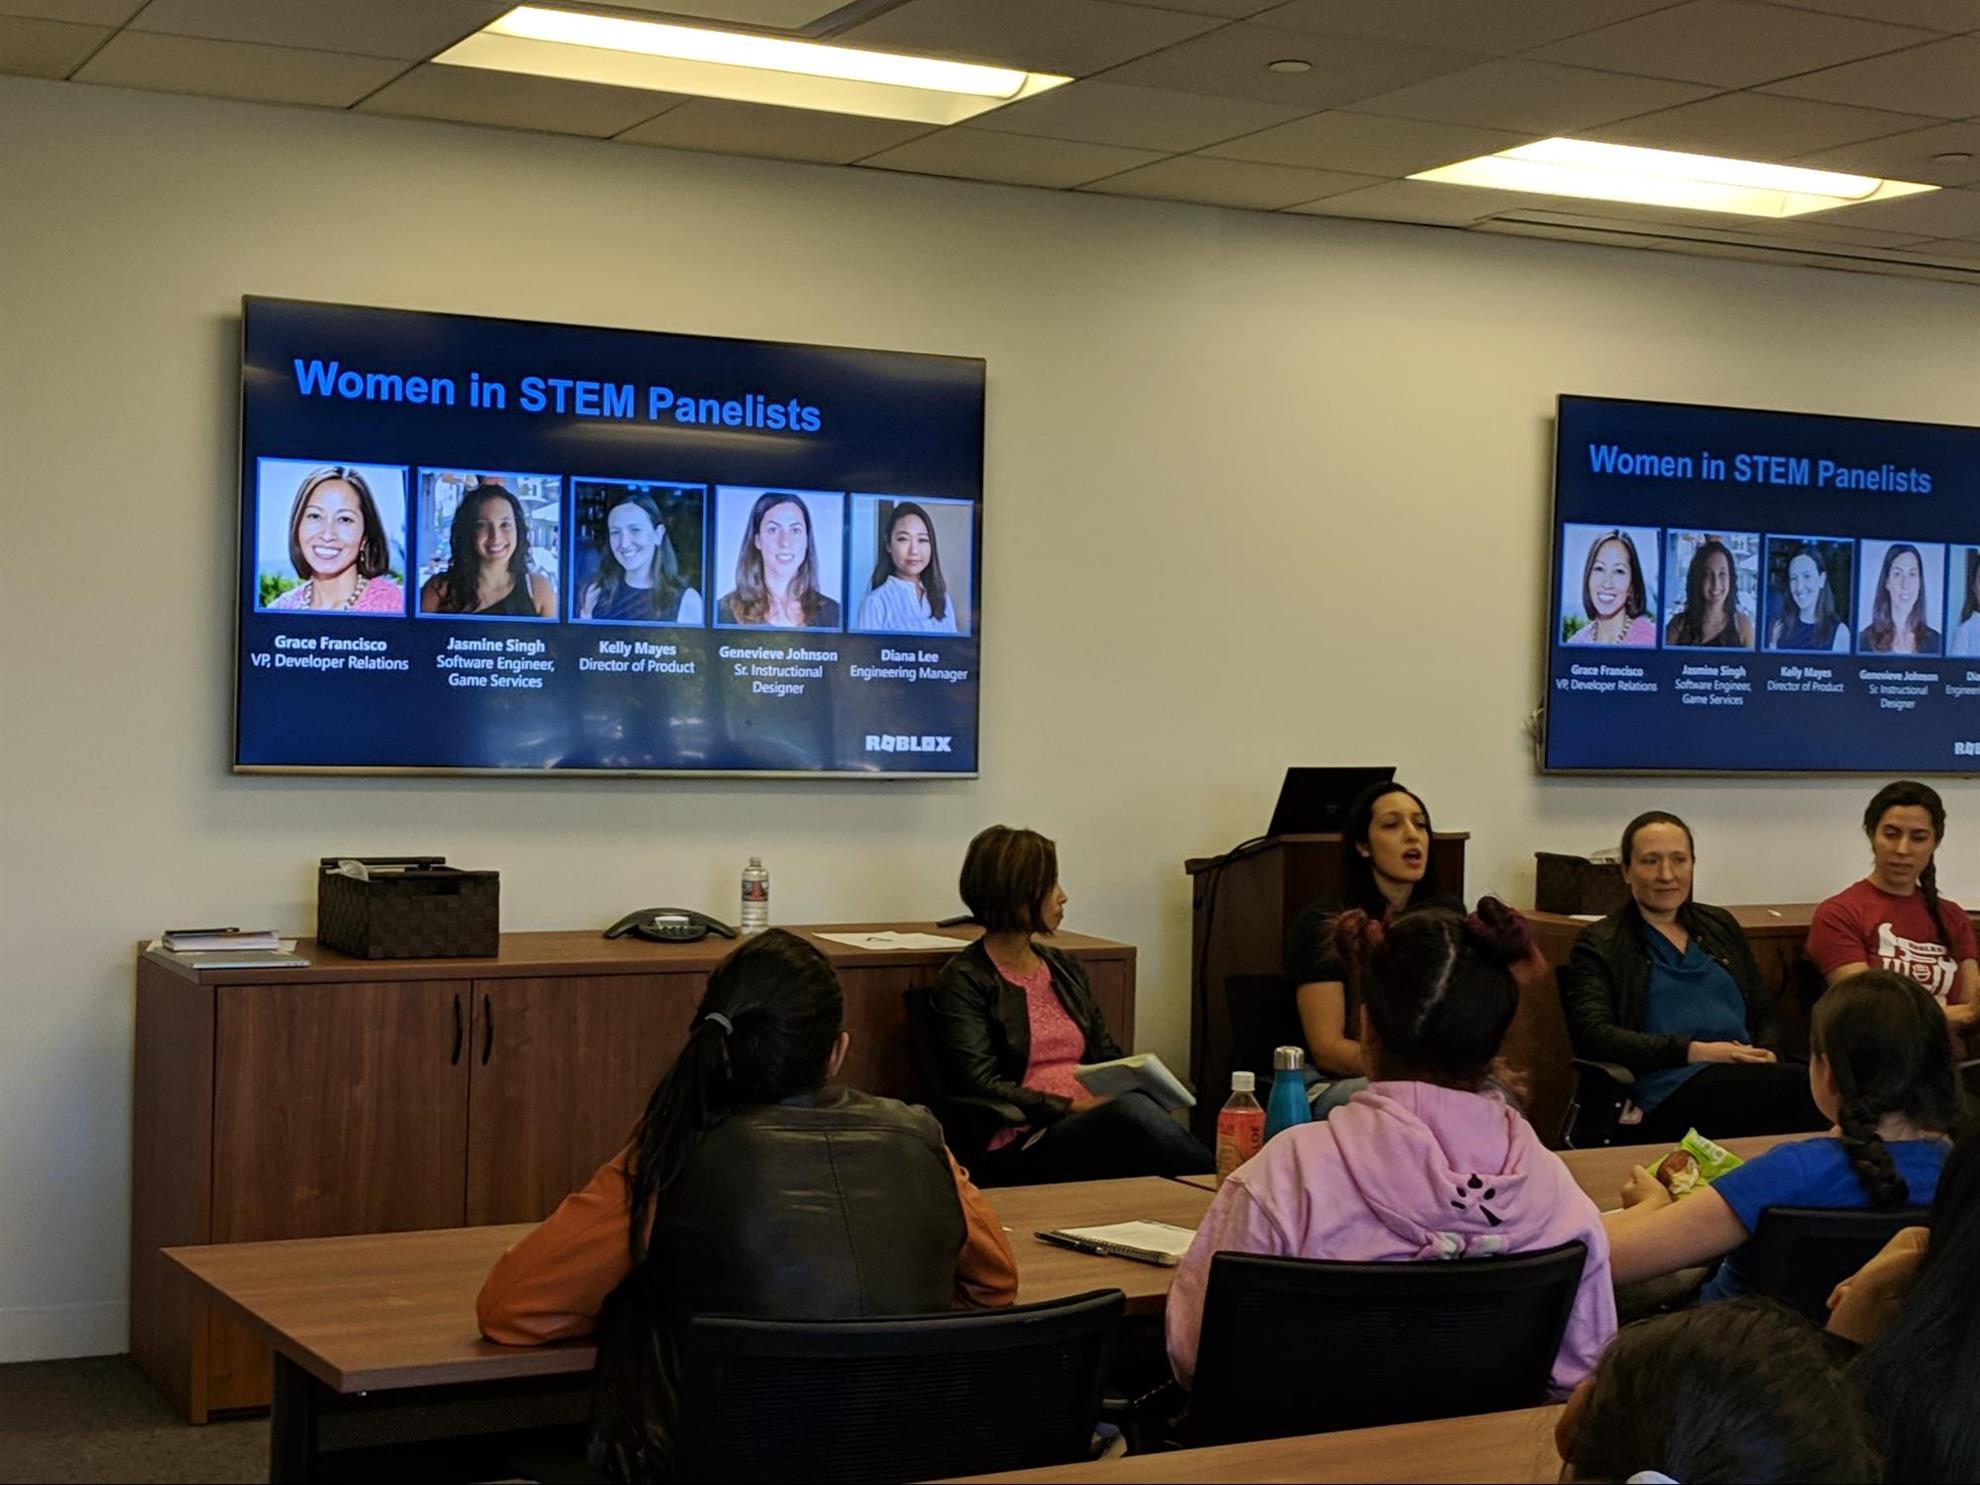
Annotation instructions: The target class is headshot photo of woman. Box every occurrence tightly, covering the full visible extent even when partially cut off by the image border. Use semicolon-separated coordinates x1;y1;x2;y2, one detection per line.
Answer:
572;481;704;626
714;486;844;631
1948;546;1980;659
1763;536;1851;654
1663;530;1757;649
850;495;973;636
256;460;407;615
1560;524;1659;647
1857;540;1944;656
416;471;559;620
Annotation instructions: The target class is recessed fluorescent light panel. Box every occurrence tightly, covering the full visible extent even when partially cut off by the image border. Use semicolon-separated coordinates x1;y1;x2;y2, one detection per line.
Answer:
434;6;1071;125
1412;137;1936;218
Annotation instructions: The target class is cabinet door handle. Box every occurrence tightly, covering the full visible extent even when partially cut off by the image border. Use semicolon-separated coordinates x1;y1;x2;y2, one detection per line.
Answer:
451;994;463;1065
481;994;493;1065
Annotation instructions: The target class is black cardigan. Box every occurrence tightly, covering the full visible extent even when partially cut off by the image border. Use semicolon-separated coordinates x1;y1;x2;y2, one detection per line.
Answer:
927;940;1125;1125
1559;900;1782;1072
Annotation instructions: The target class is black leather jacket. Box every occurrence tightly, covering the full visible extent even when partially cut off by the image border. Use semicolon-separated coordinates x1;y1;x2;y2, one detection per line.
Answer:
928;940;1125;1125
1559;900;1781;1072
592;1086;964;1481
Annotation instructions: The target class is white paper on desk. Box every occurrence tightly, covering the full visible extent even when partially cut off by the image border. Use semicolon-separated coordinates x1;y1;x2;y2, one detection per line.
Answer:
1057;1221;1198;1259
815;931;971;951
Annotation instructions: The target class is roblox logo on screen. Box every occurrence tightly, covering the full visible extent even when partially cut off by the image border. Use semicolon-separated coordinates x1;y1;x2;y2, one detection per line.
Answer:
866;734;954;754
1957;742;1980;757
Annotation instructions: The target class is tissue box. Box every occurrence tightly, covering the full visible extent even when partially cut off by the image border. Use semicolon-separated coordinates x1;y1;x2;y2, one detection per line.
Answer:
317;857;500;959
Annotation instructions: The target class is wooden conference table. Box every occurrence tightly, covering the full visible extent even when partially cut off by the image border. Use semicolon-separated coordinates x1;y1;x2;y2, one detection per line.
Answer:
950;1404;1566;1484
164;1176;1214;1481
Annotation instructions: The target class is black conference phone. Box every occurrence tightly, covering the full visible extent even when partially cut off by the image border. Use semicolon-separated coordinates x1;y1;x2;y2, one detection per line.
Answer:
605;907;738;944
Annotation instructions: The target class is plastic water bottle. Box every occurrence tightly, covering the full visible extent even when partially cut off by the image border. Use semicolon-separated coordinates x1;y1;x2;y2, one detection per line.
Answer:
739;857;769;935
1215;1071;1266;1181
1264;1046;1313;1142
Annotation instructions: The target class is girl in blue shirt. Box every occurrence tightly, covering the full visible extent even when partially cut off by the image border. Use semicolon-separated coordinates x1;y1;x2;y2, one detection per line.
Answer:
1604;970;1959;1296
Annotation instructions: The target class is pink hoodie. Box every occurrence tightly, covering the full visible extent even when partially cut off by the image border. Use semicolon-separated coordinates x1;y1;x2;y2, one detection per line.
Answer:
1166;1081;1616;1395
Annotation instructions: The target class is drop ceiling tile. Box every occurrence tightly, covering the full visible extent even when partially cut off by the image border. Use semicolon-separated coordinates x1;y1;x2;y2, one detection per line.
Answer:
1793;184;1980;234
1288;178;1556;225
838;0;1222;74
1768;0;1980;33
0;1;142;22
1792;121;1980;187
129;0;503;61
1251;0;1684;56
1586;92;1935;159
1126;0;1278;16
0;16;106;77
72;30;405;106
1347;59;1714;134
1762;36;1980;117
964;80;1307;152
614;0;844;22
859;129;1163;188
358;63;676;137
1081;154;1376;208
617;98;931;163
1204;110;1532;174
1739;217;1941;247
1474;219;1670;248
1100;22;1486;109
1532;1;1936;89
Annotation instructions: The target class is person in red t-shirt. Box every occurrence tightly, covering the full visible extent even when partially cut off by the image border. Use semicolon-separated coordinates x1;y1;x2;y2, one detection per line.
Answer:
1808;781;1979;1047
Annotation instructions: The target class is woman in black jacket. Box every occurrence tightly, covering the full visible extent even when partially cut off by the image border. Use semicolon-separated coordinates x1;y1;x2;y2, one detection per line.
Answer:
1560;811;1823;1142
930;825;1212;1184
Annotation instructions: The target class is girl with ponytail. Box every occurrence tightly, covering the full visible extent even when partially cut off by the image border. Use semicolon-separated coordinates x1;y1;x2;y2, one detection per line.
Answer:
1809;781;1979;1046
1168;899;1619;1398
476;930;1016;1479
1604;970;1959;1301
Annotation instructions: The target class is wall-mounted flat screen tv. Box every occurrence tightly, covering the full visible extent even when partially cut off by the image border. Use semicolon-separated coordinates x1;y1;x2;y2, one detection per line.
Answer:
235;298;984;776
1544;394;1980;775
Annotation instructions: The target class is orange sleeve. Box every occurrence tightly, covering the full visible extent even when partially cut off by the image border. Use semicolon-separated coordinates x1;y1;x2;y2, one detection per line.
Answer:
949;1149;1018;1309
477;1147;635;1345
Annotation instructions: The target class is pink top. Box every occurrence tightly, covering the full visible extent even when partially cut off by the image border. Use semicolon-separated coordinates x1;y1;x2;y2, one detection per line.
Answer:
268;575;406;614
987;961;1086;1151
1568;614;1657;647
1166;1081;1616;1396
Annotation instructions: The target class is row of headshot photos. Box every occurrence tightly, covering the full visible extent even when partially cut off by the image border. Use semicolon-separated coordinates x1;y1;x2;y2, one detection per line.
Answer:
1557;523;1980;659
250;459;975;636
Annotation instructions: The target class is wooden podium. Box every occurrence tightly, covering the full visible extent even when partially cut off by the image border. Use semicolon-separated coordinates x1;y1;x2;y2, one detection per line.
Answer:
1184;834;1468;1144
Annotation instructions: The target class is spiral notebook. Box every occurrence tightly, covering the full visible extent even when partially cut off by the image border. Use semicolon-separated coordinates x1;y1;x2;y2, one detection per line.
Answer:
1034;1220;1198;1267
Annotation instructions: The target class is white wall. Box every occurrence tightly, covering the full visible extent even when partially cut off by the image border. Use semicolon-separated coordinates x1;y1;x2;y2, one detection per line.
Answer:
3;75;1976;1362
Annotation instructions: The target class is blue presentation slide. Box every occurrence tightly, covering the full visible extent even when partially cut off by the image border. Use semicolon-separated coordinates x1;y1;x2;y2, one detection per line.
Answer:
1546;395;1980;774
236;298;984;775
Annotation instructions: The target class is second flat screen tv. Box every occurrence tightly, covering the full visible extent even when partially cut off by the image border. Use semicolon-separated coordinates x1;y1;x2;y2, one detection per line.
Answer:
1545;394;1980;775
236;298;985;776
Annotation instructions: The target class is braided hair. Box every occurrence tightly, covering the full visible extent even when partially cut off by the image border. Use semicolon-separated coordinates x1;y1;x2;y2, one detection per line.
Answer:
1328;897;1537;1089
1809;970;1961;1210
624;930;844;1266
1863;780;1952;947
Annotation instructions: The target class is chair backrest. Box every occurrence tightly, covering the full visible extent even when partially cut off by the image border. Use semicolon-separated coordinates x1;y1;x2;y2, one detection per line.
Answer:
674;1288;1123;1484
1743;1206;1928;1324
901;986;947;1104
1225;972;1304;1079
1190;1243;1588;1445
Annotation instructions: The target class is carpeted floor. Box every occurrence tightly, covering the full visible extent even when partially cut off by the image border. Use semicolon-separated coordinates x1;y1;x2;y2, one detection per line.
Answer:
0;1355;266;1484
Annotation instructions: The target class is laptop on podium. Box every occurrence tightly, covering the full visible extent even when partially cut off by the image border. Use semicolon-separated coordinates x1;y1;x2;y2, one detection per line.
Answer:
1266;766;1396;837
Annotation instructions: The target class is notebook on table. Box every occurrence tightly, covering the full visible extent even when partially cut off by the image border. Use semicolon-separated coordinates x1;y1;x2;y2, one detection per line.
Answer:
1034;1220;1198;1267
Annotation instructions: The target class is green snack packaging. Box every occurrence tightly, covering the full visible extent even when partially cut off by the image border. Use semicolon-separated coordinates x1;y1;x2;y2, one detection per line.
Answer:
1655;1128;1745;1197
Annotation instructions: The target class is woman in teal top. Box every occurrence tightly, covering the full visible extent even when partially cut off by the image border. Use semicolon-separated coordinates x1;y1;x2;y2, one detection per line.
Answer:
1633;929;1757;1118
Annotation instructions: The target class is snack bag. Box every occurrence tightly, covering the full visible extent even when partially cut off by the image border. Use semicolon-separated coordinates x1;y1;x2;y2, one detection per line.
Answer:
1656;1128;1744;1197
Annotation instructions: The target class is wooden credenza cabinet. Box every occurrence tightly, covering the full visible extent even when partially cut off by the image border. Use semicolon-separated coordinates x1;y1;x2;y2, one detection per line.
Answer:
131;924;1135;1421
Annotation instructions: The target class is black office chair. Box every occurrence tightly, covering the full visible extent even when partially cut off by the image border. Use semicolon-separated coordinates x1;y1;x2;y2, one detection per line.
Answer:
671;1289;1124;1483
1740;1206;1928;1324
1561;1057;1637;1148
902;986;1025;1170
1188;1242;1588;1445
